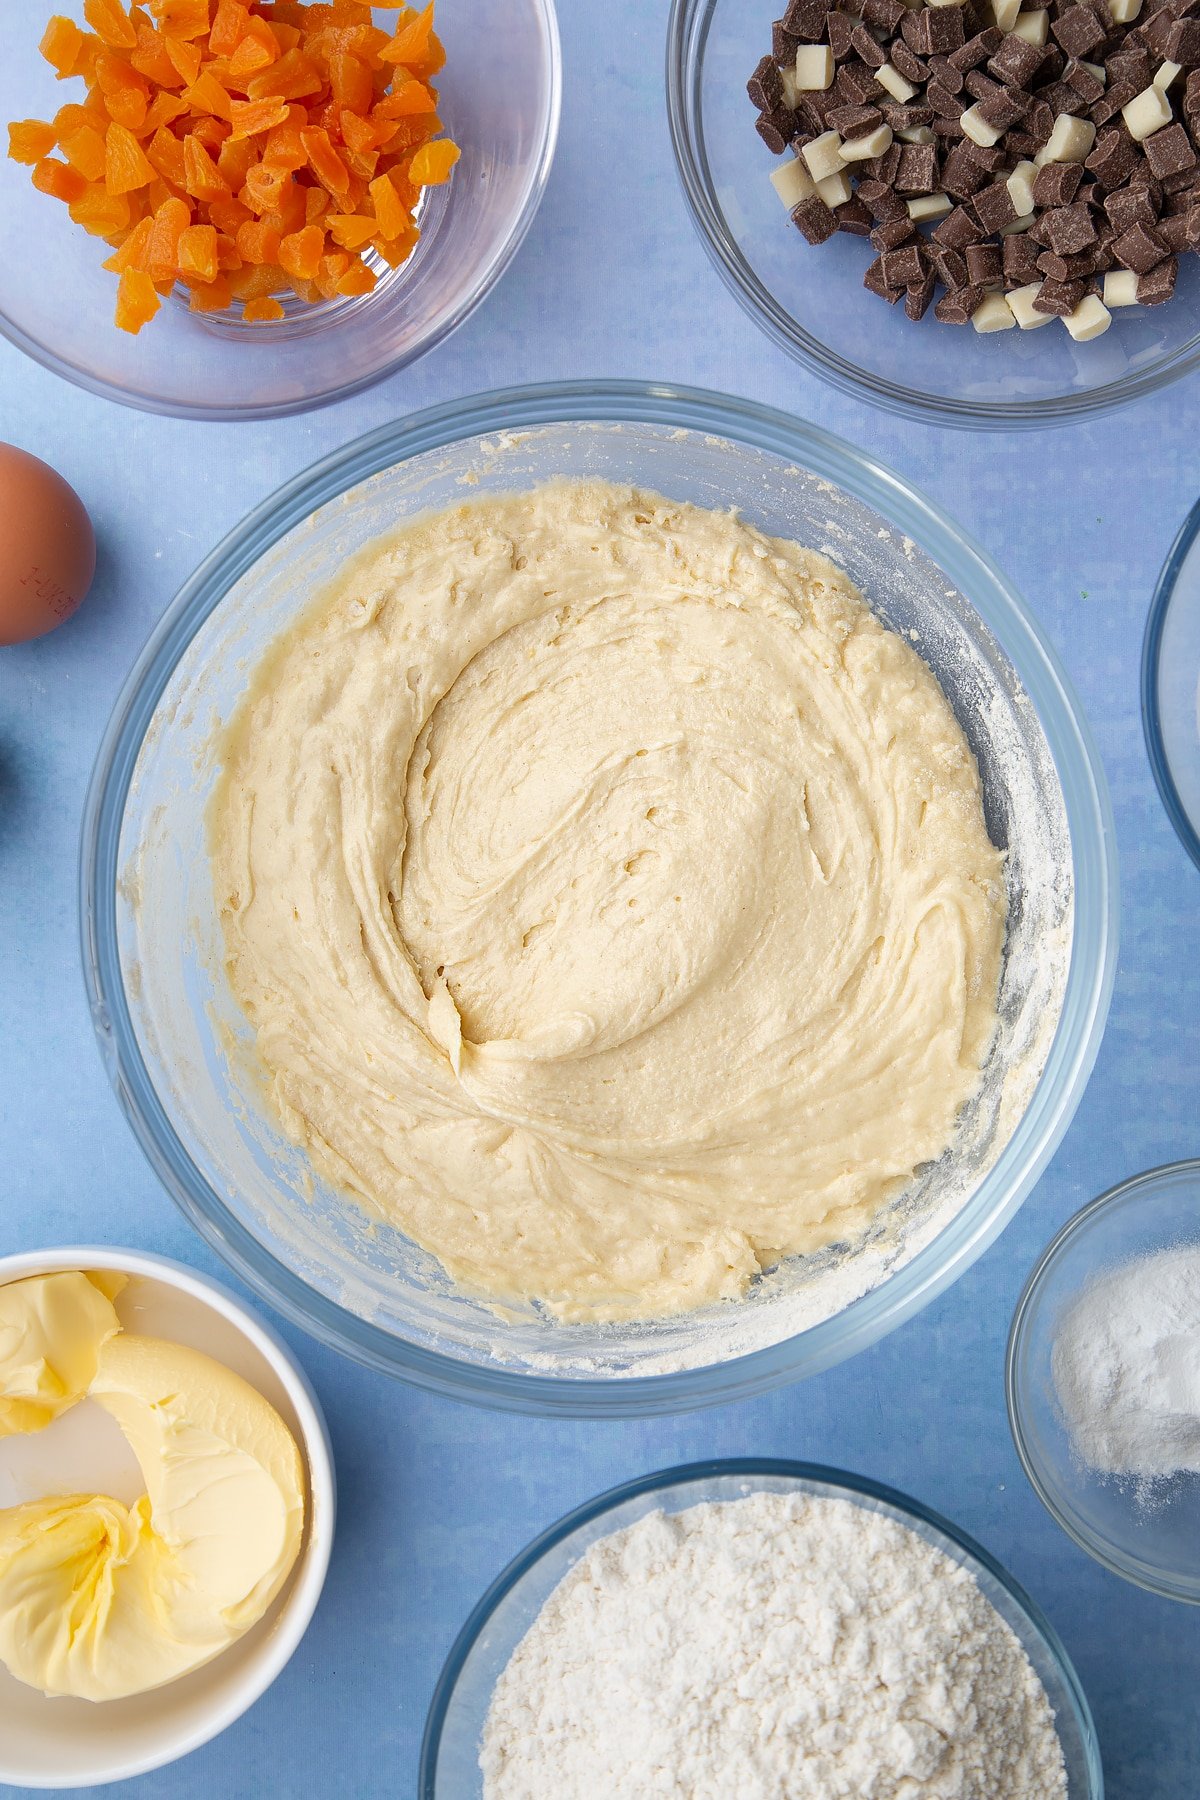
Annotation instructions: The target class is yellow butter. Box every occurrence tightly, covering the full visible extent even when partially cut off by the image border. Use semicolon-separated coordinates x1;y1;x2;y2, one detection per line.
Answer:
0;1270;125;1437
0;1331;305;1701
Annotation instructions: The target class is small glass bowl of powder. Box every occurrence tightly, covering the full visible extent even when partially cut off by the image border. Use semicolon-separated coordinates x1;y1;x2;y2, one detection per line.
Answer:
1009;1158;1200;1603
421;1459;1100;1799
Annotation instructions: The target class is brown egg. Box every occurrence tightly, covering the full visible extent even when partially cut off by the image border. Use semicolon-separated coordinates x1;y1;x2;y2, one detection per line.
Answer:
0;444;97;646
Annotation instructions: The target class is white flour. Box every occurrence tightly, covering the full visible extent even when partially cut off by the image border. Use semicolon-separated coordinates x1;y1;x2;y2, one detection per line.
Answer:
1053;1243;1200;1482
479;1491;1067;1799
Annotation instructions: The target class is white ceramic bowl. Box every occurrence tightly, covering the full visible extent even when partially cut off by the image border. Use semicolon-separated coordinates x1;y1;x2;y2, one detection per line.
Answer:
0;1246;335;1790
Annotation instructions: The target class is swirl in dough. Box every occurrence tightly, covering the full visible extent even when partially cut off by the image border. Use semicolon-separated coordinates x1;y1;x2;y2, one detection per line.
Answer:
211;481;1006;1322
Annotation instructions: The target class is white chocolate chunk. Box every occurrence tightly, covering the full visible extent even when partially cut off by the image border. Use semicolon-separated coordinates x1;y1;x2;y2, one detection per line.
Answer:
999;213;1036;233
780;67;801;109
801;130;845;180
1006;159;1037;216
1108;0;1142;21
877;61;917;101
795;44;835;90
1063;293;1112;339
928;0;968;8
907;191;953;219
1034;112;1096;163
1103;268;1141;306
991;0;1022;28
816;169;853;206
1011;9;1049;44
1082;60;1107;87
1007;282;1055;328
838;121;894;159
1154;59;1183;89
897;124;937;143
1122;83;1172;140
972;292;1017;331
770;157;817;208
962;103;1004;147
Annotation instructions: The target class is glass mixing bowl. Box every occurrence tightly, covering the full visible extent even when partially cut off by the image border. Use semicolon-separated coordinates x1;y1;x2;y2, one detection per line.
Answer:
1008;1160;1200;1603
667;0;1200;428
1143;500;1200;874
419;1459;1104;1799
0;3;560;420
81;380;1117;1416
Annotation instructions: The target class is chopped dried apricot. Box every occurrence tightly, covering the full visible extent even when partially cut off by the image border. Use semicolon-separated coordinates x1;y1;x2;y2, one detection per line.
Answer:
7;120;58;164
115;265;159;331
11;0;457;333
242;295;285;322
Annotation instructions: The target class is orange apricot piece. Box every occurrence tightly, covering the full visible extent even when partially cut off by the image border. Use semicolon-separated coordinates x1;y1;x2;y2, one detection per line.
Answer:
408;137;457;185
147;124;188;187
228;97;290;140
40;16;87;76
115;265;160;331
143;89;189;131
144;194;191;277
83;0;136;50
61;122;108;180
69;183;132;235
324;211;375;250
176;220;218;282
189;273;233;311
250;48;322;101
184;69;233;119
164;35;203;84
129;23;179;85
207;0;250;57
301;126;349;193
335;258;375;296
242;295;285;321
150;0;211;40
235;217;282;262
32;155;90;203
380;5;433;66
183;134;228;199
228;18;280;80
105;120;156;192
278;221;323;280
7;120;58;165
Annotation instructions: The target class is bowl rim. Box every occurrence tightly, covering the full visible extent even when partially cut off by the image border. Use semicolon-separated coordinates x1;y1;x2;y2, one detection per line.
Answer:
665;0;1200;431
0;1242;336;1789
418;1455;1104;1799
0;0;562;423
1142;500;1200;875
1006;1156;1200;1604
80;377;1119;1417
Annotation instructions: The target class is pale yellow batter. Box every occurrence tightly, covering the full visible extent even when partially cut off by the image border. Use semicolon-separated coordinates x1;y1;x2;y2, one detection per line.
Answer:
211;481;1006;1323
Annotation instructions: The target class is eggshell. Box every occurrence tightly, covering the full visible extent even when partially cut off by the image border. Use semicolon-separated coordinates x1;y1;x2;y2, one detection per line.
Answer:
0;444;96;646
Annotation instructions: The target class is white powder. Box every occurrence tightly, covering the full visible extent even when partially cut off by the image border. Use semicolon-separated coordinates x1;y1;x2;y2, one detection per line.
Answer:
1053;1243;1200;1482
480;1492;1067;1800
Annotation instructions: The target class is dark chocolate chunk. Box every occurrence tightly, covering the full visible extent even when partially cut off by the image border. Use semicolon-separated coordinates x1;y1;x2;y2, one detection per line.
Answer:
827;10;857;59
835;61;884;102
827;103;885;135
871;213;923;249
1040;78;1090;113
862;0;907;31
863;254;906;299
933;201;987;245
965;239;1004;281
978;84;1032;130
972;179;1020;232
1159;207;1192;243
1064;57;1106;102
1033;200;1099;249
1105;46;1153;88
927;79;966;115
1006;129;1044;155
1145;6;1179;55
1144;120;1199;176
988;33;1046;86
1112;217;1171;265
863;141;903;183
941;140;989;195
850;23;888;66
881;101;935;128
880;241;929;285
773;20;801;64
932;113;968;136
932;242;970;284
965;139;1008;170
757;109;797;153
905;268;939;317
963;67;1003;101
1090;79;1138;128
902;4;966;57
1024;97;1057;142
951;27;1003;70
792;193;840;242
934;282;986;321
1086;125;1141;186
748;55;785;113
1033;158;1085;206
1137;252;1179;297
895;142;940;192
1053;4;1108;57
1032;275;1090;311
1037;245;1102;277
837;194;876;233
929;52;967;94
890;39;929;83
1003;229;1043;281
782;0;830;40
1103;184;1158;230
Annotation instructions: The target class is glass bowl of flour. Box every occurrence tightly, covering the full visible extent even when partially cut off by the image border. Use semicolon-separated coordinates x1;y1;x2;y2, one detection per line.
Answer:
421;1459;1102;1798
82;380;1117;1415
1009;1159;1200;1602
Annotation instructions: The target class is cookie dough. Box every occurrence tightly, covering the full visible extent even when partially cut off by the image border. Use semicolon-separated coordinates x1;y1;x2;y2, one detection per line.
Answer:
211;481;1006;1323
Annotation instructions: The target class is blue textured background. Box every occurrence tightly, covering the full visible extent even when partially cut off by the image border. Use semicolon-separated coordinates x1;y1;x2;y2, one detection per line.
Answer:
3;4;1199;1795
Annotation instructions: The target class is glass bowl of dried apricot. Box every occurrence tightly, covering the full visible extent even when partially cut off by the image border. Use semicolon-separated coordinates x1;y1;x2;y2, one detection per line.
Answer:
0;1;561;418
